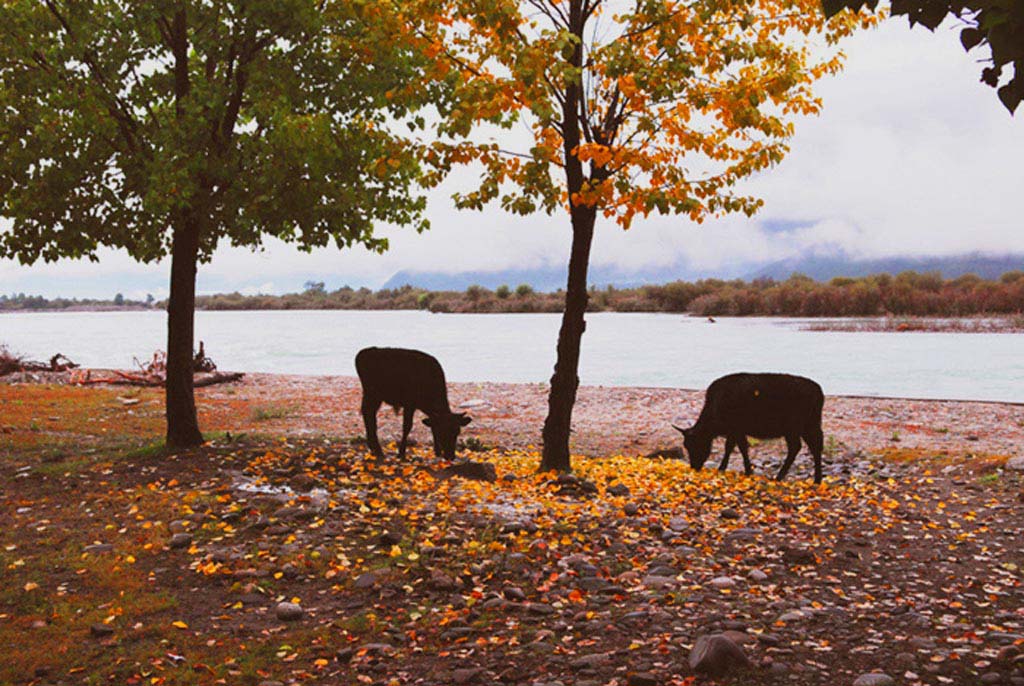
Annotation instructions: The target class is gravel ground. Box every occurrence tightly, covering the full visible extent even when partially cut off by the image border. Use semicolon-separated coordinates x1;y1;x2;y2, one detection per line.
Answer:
191;373;1024;466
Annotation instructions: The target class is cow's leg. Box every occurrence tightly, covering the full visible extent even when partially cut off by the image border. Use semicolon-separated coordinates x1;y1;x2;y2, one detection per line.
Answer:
398;406;415;460
804;426;824;484
719;436;736;472
737;436;753;475
362;396;384;457
776;434;802;481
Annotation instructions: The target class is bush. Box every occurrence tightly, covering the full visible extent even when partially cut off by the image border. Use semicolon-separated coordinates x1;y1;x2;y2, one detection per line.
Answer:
515;283;534;297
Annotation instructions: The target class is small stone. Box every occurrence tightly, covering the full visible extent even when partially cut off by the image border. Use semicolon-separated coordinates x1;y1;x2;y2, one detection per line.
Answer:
442;461;497;482
643;575;676;589
710;576;736;589
853;673;895;686
169;533;192;549
782;547;816;565
378;530;402;546
430;570;459;591
354;572;378;589
168;520;188;533
453;667;484;684
90;623;115;637
997;645;1021;662
258;681;285;686
981;673;1004;685
624;503;640;516
688;634;751;678
570;653;611;669
275;601;304;621
83;543;114;554
627;673;658;686
777;610;806;622
748;569;768;582
719;507;740;520
606;483;630;497
503;586;526;601
1005;457;1024;471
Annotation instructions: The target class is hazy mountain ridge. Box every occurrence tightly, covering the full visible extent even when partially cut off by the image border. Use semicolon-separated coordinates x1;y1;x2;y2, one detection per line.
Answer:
382;252;1024;292
748;251;1024;282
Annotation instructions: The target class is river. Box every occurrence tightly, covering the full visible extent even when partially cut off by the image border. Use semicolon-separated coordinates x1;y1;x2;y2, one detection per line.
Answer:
1;310;1021;402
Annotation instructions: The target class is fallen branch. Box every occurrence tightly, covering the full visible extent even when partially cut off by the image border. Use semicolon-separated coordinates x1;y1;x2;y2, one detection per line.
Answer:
0;346;79;376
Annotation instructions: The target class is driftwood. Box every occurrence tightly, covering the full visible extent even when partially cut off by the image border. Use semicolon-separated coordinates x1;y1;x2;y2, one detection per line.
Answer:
0;348;79;377
70;369;243;388
68;343;239;387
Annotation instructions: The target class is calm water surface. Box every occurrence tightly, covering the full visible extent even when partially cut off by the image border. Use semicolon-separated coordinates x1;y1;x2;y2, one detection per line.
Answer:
1;310;1021;402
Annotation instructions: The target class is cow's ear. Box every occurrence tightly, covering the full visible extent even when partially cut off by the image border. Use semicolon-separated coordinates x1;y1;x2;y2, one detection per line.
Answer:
422;417;433;427
459;414;472;426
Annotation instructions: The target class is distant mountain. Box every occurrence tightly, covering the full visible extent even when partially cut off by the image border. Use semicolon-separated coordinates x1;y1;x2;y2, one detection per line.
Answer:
748;251;1024;282
381;261;751;292
381;251;1024;292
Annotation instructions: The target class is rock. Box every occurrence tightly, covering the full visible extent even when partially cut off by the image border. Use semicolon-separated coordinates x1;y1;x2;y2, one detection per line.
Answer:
710;576;736;589
722;630;753;645
258;681;285;686
981;673;1003;685
853;673;895;686
442;461;497;482
503;586;526;601
571;653;611;669
607;483;630;497
378;531;402;546
997;645;1020;662
719;507;740;520
688;634;751;678
1005;457;1024;471
353;572;378;589
89;623;115;637
624;503;641;516
777;610;806;622
83;543;113;554
169;533;192;549
168;520;188;533
453;667;485;684
275;601;304;621
646;447;685;460
782;547;816;565
430;570;459;591
627;673;658;686
748;569;768;582
643;575;676;589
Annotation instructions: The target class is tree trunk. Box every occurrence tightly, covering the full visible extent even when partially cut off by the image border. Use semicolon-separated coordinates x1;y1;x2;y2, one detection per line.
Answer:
540;205;597;472
165;214;203;448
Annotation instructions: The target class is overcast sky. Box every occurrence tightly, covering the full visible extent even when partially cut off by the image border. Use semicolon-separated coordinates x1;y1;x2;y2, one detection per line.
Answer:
2;17;1022;300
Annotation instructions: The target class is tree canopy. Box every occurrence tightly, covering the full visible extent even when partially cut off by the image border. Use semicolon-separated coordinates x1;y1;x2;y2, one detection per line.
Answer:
0;1;438;264
0;0;444;446
823;0;1024;113
408;0;874;470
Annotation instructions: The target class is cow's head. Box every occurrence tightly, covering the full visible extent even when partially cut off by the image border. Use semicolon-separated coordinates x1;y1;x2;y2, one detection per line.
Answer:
672;424;712;470
423;412;472;460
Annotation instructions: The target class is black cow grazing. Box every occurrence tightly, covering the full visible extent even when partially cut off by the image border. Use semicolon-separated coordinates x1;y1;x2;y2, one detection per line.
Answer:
355;347;471;460
673;373;825;483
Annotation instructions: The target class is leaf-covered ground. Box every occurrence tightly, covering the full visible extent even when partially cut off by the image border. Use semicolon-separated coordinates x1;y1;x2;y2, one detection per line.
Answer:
1;382;1023;686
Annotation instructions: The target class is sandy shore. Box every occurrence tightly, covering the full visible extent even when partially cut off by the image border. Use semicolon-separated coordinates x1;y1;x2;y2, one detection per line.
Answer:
187;373;1024;462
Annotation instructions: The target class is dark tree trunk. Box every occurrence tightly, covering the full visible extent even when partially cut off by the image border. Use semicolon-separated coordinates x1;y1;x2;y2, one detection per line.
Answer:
539;0;593;472
165;215;203;448
540;205;597;471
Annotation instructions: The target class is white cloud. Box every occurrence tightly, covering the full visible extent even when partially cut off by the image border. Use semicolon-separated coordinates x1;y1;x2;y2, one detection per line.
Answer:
1;17;1022;298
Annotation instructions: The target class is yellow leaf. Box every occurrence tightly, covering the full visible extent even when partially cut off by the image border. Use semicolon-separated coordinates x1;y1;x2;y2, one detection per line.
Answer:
389;545;402;557
23;582;39;592
172;620;188;629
